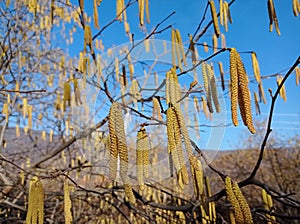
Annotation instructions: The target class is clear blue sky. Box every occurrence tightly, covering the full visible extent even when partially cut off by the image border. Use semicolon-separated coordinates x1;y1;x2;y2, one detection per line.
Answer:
69;0;300;150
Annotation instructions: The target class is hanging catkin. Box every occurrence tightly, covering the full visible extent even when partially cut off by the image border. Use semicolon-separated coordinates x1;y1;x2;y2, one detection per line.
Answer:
261;189;276;222
230;48;239;126
63;82;71;110
166;106;188;186
202;63;213;113
108;102;135;203
208;64;220;113
225;177;244;224
152;97;162;120
26;177;44;224
212;33;218;53
276;75;287;102
64;180;73;224
136;127;149;190
138;0;144;26
296;67;300;85
251;52;261;83
175;29;187;67
292;0;300;17
220;0;224;26
83;25;92;52
145;0;150;24
209;0;221;37
108;102;119;180
267;0;280;35
232;181;253;224
254;92;261;115
93;0;100;28
258;83;267;104
236;50;256;134
218;62;225;91
166;67;181;105
230;48;256;134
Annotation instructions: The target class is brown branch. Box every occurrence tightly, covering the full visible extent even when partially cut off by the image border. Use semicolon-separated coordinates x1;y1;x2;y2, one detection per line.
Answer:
208;56;300;203
253;208;300;220
0;89;46;94
247;55;300;180
32;115;109;168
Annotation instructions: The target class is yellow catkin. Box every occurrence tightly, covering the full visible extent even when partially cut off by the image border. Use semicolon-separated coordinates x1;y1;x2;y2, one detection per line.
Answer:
296;67;300;85
209;0;221;38
258;83;267;104
203;42;209;52
173;105;195;183
194;114;200;139
152;97;162;120
261;189;276;222
167;108;179;161
83;25;92;52
218;62;225;91
193;96;201;112
175;29;187;67
221;33;226;49
136;127;149;190
268;0;280;35
202;63;213;113
171;29;176;67
200;205;209;224
251;52;261;83
124;183;136;204
208;63;220;113
293;0;300;17
145;0;150;24
192;158;204;199
116;0;121;21
236;52;256;134
220;0;224;26
223;1;229;32
124;20;130;35
201;96;210;120
115;57;119;82
93;0;100;29
173;29;183;71
225;177;244;224
23;98;28;118
64;180;73;224
295;67;300;86
27;105;32;129
229;208;236;224
108;102;119;180
138;0;144;26
212;33;218;53
166;106;188;186
15;81;20;96
224;1;232;24
16;124;20;137
26;177;44;224
79;0;84;10
230;48;239;126
113;103;130;187
2;103;8;122
166;67;180;105
63;82;71;110
277;75;287;102
232;181;253;224
254;92;261;115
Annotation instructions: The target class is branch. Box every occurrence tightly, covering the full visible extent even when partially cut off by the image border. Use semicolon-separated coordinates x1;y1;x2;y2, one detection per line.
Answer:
247;55;300;179
32;115;109;168
0;89;46;94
